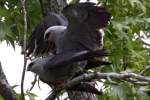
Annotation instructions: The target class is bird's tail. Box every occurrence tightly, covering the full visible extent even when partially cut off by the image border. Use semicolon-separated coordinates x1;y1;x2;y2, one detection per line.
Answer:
67;82;102;95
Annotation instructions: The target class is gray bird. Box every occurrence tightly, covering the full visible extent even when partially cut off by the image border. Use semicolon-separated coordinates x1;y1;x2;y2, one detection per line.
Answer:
27;50;110;85
44;3;111;54
26;2;111;73
26;2;111;96
43;3;111;70
27;50;110;94
26;2;111;56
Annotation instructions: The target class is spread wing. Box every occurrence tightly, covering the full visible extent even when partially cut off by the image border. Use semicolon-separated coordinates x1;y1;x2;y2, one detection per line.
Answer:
26;2;111;56
62;2;111;50
26;13;68;56
63;2;111;29
44;49;110;69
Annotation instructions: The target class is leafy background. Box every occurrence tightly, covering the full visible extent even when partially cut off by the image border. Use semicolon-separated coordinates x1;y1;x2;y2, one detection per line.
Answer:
0;0;150;99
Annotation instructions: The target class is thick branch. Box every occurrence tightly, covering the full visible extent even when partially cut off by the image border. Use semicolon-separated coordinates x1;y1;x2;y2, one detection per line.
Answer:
0;62;17;100
39;0;67;16
66;72;150;87
142;40;150;46
46;72;150;99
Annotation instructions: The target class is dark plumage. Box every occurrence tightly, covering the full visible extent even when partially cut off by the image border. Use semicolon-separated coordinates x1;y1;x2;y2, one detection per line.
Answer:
26;13;68;56
26;2;111;56
27;2;111;96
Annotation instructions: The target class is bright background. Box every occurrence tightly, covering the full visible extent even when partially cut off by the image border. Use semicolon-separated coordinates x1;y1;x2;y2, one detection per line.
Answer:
0;41;51;99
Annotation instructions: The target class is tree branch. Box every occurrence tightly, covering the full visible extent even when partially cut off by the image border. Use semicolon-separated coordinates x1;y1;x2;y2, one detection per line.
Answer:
39;0;67;16
46;72;150;99
140;66;150;75
0;62;17;100
20;0;28;100
46;89;61;100
125;79;150;85
66;72;150;86
142;40;150;47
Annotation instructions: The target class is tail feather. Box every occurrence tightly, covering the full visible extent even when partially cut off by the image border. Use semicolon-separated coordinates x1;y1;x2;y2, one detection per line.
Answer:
85;59;111;70
67;82;102;95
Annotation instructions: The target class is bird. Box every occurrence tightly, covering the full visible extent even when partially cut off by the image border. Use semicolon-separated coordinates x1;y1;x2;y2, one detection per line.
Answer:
26;2;111;96
27;49;110;95
26;2;111;56
26;2;111;73
26;12;68;56
27;49;110;85
41;3;111;82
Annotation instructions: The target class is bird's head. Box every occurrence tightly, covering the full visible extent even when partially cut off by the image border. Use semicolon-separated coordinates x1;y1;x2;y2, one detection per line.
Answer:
44;26;66;42
27;61;35;71
27;56;53;73
44;27;54;42
27;58;44;74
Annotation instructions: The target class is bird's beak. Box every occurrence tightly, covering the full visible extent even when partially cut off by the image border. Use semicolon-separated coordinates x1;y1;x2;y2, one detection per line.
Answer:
44;27;52;41
27;62;34;71
27;67;30;71
44;32;50;41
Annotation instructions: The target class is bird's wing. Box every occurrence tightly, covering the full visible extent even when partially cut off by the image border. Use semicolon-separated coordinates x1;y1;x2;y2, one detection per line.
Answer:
44;49;110;69
85;59;111;70
26;13;68;56
62;2;111;50
63;2;111;29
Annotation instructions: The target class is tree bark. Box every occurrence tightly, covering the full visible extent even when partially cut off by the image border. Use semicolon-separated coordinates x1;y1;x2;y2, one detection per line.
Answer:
39;0;67;16
0;62;17;100
39;0;98;100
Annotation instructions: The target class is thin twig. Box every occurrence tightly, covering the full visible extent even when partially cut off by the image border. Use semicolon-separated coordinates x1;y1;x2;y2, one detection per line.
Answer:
106;75;117;84
140;66;150;75
46;89;62;100
29;74;38;91
125;79;150;86
20;0;28;100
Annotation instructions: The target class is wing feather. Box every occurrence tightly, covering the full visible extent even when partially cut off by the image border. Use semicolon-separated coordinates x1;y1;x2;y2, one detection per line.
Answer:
26;13;68;56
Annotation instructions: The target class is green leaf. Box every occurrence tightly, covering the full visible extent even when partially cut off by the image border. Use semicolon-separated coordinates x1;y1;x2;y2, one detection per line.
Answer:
128;0;146;13
11;84;19;89
110;83;134;100
136;87;150;100
144;18;150;23
0;21;10;40
98;94;111;100
0;96;4;100
26;91;38;100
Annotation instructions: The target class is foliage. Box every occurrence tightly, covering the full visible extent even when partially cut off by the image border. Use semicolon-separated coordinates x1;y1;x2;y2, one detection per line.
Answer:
0;0;41;48
0;0;150;99
98;0;150;99
0;96;3;100
17;92;37;100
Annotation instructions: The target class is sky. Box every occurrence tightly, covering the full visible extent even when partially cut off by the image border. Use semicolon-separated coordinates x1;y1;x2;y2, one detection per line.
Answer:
0;41;51;99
